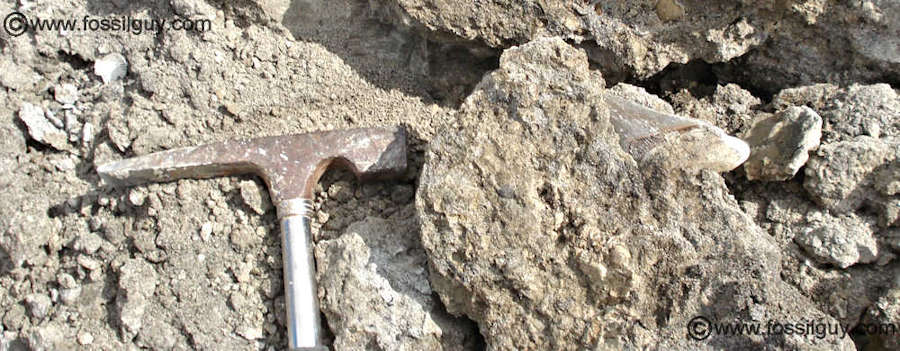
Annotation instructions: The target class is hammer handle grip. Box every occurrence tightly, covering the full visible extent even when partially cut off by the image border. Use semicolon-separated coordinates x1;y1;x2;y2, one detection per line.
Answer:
281;212;323;349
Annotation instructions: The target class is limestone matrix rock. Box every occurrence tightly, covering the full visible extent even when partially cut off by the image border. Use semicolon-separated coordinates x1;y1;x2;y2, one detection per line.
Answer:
371;0;900;89
743;106;822;181
116;259;159;340
416;37;852;350
315;209;479;350
793;211;879;268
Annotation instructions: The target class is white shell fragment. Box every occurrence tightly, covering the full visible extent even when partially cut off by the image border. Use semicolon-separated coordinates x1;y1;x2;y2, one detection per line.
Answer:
94;53;128;83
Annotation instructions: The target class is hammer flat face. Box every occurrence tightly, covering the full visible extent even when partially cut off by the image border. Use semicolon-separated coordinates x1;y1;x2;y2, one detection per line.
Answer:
97;126;408;207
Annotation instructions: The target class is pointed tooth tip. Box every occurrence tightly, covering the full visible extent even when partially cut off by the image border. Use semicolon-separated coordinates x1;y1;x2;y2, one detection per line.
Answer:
723;134;751;170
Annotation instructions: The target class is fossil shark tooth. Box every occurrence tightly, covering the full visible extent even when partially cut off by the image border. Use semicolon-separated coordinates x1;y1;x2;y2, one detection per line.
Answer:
603;93;750;172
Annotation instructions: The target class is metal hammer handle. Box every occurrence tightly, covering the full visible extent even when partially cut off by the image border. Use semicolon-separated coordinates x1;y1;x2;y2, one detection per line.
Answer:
279;199;328;351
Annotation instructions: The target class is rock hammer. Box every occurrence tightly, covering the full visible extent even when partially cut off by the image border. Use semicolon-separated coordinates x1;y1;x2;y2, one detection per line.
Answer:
97;127;408;350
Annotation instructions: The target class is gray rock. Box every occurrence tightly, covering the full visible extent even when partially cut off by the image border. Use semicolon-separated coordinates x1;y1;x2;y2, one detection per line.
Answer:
24;294;52;320
117;259;159;340
743;106;822;181
57;272;82;305
772;83;900;143
371;0;900;90
315;211;478;350
804;136;899;218
0;209;57;268
17;103;68;150
670;84;762;136
24;323;71;351
77;332;94;346
416;37;851;350
74;233;104;255
53;84;79;105
137;318;178;350
794;212;879;268
239;180;272;215
316;233;443;350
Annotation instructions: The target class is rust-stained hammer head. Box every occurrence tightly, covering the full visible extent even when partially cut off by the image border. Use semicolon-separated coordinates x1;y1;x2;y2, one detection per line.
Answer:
97;126;408;215
97;126;407;350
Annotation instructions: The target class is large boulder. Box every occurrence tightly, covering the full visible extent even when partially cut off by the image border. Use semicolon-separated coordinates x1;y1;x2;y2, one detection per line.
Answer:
416;37;852;349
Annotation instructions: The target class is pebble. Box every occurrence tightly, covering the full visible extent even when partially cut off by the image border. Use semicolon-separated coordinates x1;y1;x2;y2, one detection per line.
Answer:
88;217;102;232
51;157;76;171
54;84;79;105
64;111;79;132
82;122;94;145
25;294;52;319
794;215;879;268
94;53;128;83
236;325;263;340
57;273;78;289
44;109;64;129
77;332;94;345
59;286;81;305
240;180;271;215
77;255;102;271
200;222;213;241
17;103;68;150
128;188;147;207
743;106;822;181
75;233;103;254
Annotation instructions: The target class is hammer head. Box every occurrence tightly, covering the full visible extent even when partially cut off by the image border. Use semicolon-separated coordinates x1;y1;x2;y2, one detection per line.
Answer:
97;126;407;209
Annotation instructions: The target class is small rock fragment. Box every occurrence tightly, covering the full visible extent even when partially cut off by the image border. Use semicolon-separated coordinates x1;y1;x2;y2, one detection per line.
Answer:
743;106;822;181
794;213;879;268
117;259;159;339
57;272;81;305
236;325;263;340
199;222;213;241
804;136;899;213
54;84;79;105
17;103;68;150
77;255;102;271
656;0;685;21
77;332;93;345
316;233;444;350
239;180;271;215
81;122;94;146
25;323;66;351
74;233;103;254
25;294;52;320
51;157;76;171
874;162;900;196
128;188;147;207
94;53;128;83
138;318;177;349
59;286;81;305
